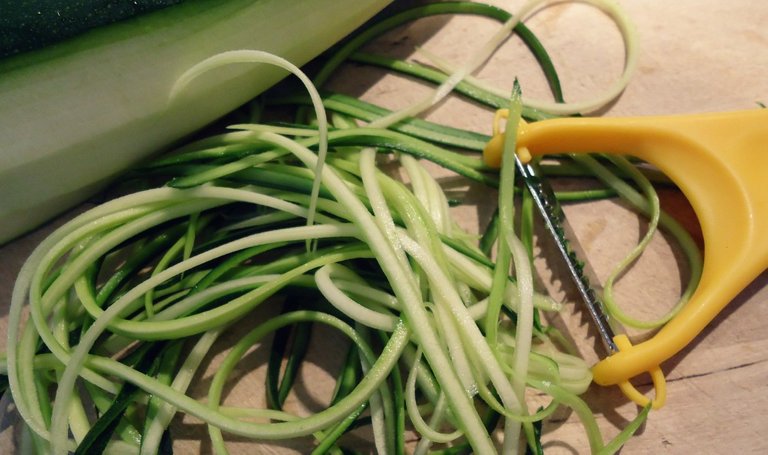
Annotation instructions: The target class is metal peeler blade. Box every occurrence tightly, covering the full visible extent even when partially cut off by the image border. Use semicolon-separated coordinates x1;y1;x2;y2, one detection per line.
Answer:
514;155;619;355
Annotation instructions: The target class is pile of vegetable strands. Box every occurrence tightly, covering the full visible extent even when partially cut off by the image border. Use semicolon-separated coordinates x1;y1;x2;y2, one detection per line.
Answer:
1;0;703;453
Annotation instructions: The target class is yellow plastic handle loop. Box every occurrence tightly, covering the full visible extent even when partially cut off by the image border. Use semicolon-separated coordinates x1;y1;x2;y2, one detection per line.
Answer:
613;334;666;409
488;109;533;165
492;108;507;136
484;109;768;400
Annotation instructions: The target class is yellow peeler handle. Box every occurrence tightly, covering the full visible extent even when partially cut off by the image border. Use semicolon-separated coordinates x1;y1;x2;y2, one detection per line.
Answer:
485;109;768;398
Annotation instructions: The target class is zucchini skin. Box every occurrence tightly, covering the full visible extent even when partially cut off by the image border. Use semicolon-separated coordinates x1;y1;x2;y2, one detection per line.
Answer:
0;0;391;244
0;1;182;58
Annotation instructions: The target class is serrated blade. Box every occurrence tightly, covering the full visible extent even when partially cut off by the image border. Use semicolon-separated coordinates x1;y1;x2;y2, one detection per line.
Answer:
515;156;619;354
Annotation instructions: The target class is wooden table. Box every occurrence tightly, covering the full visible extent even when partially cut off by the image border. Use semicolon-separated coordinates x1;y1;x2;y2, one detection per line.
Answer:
2;1;767;453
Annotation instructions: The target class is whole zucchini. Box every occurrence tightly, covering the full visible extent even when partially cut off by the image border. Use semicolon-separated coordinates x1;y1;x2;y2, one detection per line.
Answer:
0;0;391;243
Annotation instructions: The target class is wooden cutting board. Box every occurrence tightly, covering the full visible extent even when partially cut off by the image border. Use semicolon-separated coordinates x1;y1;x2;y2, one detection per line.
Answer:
1;1;766;453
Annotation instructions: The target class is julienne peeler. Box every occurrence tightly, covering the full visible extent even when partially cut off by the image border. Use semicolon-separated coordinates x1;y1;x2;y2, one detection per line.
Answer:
483;108;768;409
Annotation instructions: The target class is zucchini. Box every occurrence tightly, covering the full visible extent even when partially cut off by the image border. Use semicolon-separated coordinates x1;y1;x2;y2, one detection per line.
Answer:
0;1;182;58
0;0;391;244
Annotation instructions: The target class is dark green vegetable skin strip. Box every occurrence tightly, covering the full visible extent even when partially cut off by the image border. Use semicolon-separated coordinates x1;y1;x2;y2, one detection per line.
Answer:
330;344;362;407
313;1;563;103
312;403;368;454
347;52;554;122
140;341;183;455
260;92;493;155
313;329;405;454
325;351;376;451
276;322;312;405
266;298;314;410
266;296;381;453
95;224;188;307
189;243;289;295
164;126;497;188
74;341;171;454
384;331;406;455
265;326;296;411
0;0;182;58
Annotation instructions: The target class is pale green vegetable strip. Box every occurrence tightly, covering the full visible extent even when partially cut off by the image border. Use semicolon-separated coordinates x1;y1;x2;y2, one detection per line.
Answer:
413;0;639;115
597;405;651;455
570;153;703;328
601;155;662;327
405;350;463;444
144;235;187;318
492;83;539;451
316;264;398;331
396;232;522;448
140;330;222;455
170;49;330;237
359;148;411;273
435;303;476;393
356;324;396;455
367;0;547;127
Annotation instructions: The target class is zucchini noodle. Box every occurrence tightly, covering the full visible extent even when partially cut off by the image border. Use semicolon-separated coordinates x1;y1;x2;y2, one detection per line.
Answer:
171;49;330;236
413;0;639;115
1;1;700;454
371;0;638;124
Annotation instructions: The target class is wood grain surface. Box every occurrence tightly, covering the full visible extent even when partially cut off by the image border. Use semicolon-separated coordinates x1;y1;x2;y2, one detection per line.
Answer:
1;1;766;453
